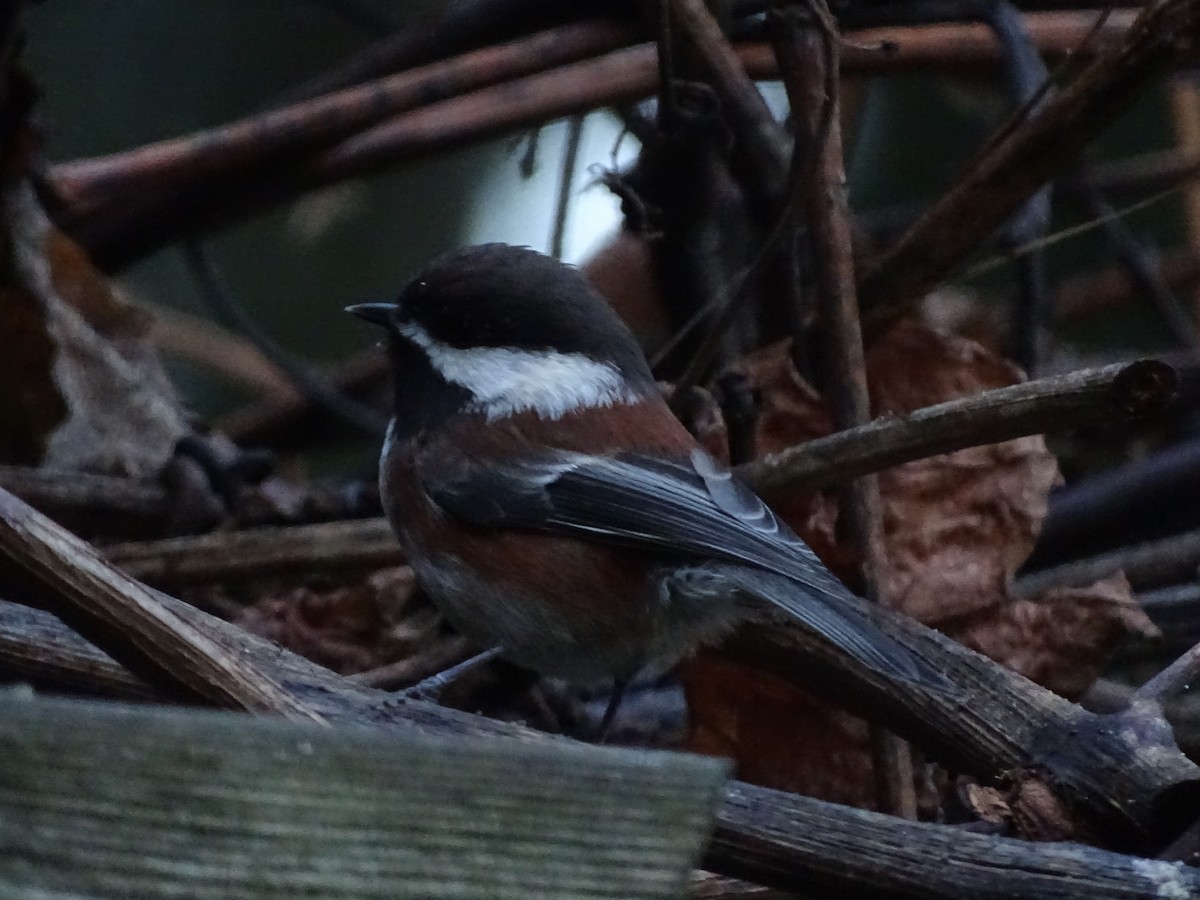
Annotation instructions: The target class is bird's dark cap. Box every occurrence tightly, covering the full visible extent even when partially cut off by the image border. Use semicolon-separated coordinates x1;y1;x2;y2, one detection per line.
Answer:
347;244;656;390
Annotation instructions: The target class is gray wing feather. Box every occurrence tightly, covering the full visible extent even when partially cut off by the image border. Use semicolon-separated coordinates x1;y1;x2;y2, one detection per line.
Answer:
427;447;943;688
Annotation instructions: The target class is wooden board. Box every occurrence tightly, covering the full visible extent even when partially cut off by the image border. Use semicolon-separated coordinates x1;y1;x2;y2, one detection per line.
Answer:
0;692;728;898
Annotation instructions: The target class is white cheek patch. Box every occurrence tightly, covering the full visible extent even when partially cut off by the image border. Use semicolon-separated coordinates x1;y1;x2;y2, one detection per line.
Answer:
398;321;641;421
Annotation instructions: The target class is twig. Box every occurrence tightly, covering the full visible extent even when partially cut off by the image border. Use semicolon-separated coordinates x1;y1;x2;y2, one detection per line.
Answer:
105;519;401;587
0;489;524;735
962;181;1189;280
69;8;1146;202
549;115;585;259
855;5;1063;367
0;598;156;701
0;486;324;720
669;0;790;210
1068;180;1200;348
976;1;1119;158
655;0;679;132
1132;638;1200;704
8;363;1163;540
348;635;474;690
637;4;748;389
0;464;380;536
1080;679;1200;754
1085;147;1200;197
284;1;1128;105
671;172;805;388
858;0;1200;340
720;604;1200;844
673;8;831;389
6;593;1200;889
833;9;1140;74
394;646;505;703
182;241;388;439
1057;247;1200;322
1026;432;1200;571
1126;633;1200;870
11;512;1200;848
768;0;855;770
0;466;168;536
4;673;1199;899
1014;529;1200;599
775;3;916;819
70;43;665;269
982;0;1054;373
740;360;1176;497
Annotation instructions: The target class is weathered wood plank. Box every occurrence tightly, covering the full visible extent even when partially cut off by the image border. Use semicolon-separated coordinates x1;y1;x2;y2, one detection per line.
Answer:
0;693;728;899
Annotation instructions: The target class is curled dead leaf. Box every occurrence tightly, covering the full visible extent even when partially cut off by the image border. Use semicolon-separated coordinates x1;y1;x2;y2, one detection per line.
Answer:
963;783;1011;827
1005;772;1079;842
236;566;428;675
0;180;186;477
953;572;1157;697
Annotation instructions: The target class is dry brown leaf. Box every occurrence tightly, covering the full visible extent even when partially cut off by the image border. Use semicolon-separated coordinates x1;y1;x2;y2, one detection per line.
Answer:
0;180;186;477
681;650;876;807
682;321;1154;806
963;783;1011;827
1006;773;1078;842
236;566;424;675
952;572;1156;697
868;322;1058;623
0;284;66;464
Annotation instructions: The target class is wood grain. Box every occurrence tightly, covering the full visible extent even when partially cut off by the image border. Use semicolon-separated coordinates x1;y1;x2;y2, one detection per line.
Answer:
0;693;727;899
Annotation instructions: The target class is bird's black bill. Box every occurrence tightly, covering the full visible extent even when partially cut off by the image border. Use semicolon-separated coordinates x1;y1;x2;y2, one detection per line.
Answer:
345;302;396;328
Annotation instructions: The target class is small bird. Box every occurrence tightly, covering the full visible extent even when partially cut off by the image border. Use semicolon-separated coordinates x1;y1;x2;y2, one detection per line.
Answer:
349;243;940;733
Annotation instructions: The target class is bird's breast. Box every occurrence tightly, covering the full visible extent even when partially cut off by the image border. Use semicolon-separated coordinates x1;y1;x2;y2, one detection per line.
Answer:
376;399;734;683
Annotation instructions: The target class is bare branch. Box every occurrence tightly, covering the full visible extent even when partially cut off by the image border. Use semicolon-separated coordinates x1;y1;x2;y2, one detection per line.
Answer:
740;360;1176;497
107;519;400;587
772;3;916;819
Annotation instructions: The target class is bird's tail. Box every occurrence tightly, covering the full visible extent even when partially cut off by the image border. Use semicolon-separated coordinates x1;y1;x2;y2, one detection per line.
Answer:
716;565;951;692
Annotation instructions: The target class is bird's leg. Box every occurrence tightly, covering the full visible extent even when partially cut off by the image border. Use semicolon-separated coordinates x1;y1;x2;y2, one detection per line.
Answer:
402;647;503;702
595;678;630;743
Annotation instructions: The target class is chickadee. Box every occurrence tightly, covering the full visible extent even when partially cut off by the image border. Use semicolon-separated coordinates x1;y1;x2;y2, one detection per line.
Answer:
349;243;939;732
